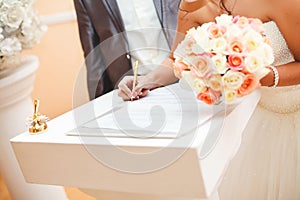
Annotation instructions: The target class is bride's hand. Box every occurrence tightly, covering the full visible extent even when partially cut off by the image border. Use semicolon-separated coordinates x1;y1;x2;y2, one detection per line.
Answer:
117;75;155;101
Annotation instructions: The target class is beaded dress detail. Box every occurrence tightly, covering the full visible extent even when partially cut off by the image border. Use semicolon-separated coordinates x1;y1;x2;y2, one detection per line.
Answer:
259;21;300;114
218;21;300;200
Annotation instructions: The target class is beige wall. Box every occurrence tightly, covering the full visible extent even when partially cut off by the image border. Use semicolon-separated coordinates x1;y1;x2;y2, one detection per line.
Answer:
21;1;92;198
24;0;89;119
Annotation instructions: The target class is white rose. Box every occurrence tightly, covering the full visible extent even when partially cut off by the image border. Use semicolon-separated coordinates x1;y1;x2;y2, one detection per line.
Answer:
1;3;26;30
0;37;21;56
210;37;227;53
254;67;271;80
257;43;275;65
193;78;207;93
215;14;233;26
22;0;35;6
181;71;207;93
222;70;244;90
211;53;227;74
191;43;205;54
224;89;238;104
225;24;243;39
186;27;197;37
243;28;263;51
173;42;188;59
2;0;19;7
244;52;264;73
194;24;211;51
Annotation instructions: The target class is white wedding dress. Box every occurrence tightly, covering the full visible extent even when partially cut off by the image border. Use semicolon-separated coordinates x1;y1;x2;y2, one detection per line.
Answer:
81;21;298;200
218;21;300;199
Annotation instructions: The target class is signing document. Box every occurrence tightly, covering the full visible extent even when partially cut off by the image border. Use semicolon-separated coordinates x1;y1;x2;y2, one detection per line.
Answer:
67;83;228;139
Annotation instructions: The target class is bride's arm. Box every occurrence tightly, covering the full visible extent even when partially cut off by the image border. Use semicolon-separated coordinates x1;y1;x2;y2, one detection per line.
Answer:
260;62;300;87
261;0;300;87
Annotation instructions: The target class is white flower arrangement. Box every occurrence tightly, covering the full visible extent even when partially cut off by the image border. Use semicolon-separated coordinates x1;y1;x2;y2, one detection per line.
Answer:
0;0;46;71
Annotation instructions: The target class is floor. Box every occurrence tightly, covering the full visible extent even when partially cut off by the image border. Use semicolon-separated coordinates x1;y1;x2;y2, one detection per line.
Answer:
0;175;10;200
0;174;95;200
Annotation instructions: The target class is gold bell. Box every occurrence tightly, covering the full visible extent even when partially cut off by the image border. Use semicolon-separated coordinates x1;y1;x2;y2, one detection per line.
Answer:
28;99;49;134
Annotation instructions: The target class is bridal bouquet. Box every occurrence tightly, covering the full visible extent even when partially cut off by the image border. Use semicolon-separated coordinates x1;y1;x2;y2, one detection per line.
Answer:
0;0;46;71
173;14;274;105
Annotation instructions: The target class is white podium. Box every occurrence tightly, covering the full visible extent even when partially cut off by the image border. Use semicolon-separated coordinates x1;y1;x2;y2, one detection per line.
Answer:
0;56;67;200
10;84;260;200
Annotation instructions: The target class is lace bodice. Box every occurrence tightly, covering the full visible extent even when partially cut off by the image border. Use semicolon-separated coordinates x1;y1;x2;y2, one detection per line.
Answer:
258;21;300;114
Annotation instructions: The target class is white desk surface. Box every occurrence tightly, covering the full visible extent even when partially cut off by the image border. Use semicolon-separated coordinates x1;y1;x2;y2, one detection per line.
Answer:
10;84;260;199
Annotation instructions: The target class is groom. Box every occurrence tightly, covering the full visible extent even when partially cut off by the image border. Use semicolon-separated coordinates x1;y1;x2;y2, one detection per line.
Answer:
74;0;180;100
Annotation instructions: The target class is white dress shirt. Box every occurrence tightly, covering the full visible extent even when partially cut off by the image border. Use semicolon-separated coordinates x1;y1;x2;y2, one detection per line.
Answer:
116;0;170;75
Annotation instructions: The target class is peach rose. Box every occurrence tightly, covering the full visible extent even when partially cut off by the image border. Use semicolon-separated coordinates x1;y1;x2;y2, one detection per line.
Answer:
237;74;260;97
227;54;245;71
232;16;250;28
174;37;197;58
189;55;213;78
249;18;264;34
208;74;223;91
197;88;221;105
229;39;245;54
207;24;226;38
173;60;189;78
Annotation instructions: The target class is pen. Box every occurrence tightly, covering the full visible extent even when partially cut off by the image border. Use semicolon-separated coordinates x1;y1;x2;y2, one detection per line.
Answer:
131;60;139;101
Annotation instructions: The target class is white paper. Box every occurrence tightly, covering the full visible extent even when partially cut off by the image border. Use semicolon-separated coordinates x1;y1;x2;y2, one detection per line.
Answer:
69;83;225;138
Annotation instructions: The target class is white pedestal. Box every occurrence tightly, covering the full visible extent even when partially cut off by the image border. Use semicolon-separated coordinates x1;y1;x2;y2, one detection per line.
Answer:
0;56;67;200
10;84;261;200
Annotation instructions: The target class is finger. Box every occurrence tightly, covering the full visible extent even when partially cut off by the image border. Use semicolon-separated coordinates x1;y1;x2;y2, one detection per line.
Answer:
118;89;131;101
132;76;150;94
118;76;134;98
139;89;149;98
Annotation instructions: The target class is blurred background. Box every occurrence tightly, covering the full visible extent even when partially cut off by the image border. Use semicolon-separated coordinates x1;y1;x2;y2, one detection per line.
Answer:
0;0;92;199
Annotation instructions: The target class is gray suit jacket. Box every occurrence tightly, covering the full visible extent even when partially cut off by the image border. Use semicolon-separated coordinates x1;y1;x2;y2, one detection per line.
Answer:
74;0;180;99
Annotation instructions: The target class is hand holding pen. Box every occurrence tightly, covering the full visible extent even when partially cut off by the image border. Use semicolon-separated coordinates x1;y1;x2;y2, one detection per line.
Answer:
118;60;154;101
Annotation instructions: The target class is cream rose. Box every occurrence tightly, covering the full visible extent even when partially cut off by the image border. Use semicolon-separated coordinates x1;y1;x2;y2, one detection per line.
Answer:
211;54;227;74
211;37;227;53
233;16;250;28
181;71;207;93
208;74;223;91
244;52;264;73
243;29;263;51
224;89;238;104
193;78;208;93
222;70;245;90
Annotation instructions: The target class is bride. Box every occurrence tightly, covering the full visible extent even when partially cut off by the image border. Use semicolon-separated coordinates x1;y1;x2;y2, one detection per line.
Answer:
118;0;300;199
